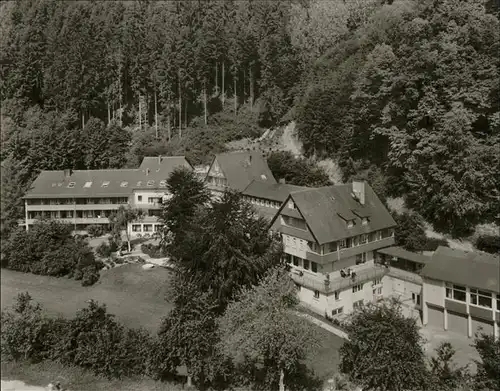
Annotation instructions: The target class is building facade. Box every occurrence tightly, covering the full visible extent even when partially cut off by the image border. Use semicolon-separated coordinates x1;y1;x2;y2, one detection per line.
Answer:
421;247;500;339
23;156;192;237
268;182;397;318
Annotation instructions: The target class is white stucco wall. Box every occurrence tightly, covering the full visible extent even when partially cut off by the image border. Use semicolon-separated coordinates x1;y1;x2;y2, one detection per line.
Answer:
424;278;444;307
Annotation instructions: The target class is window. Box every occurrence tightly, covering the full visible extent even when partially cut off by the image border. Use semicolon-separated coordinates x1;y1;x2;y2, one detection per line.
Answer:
120;181;128;187
352;284;364;293
446;283;466;302
143;224;153;232
311;262;317;273
334;291;340;301
377;287;382;295
303;259;310;270
148;197;161;204
372;278;382;286
137;181;143;187
411;293;421;306
360;234;368;244
470;288;492;308
295;283;301;291
137;195;143;202
293;256;299;267
102;181;110;188
68;182;75;188
261;174;267;180
314;290;320;299
497;294;500;312
356;253;367;265
84;181;92;188
353;300;363;309
362;218;368;225
147;180;155;187
339;239;346;249
332;307;343;316
347;220;354;228
159;180;167;187
132;225;142;232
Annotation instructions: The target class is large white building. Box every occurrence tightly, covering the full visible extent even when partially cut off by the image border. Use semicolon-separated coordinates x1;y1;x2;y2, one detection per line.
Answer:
22;156;192;238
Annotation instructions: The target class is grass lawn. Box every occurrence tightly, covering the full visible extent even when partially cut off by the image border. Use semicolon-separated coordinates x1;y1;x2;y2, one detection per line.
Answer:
0;264;173;333
1;361;184;391
1;265;343;384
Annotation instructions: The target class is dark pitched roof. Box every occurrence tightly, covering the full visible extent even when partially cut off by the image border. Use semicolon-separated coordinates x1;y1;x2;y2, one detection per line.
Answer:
421;246;500;292
376;246;431;265
24;157;192;198
139;156;192;173
276;183;396;245
210;151;276;191
242;180;308;202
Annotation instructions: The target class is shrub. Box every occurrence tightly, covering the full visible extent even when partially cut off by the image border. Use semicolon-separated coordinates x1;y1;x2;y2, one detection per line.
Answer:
96;242;112;258
87;224;105;238
475;235;500;254
1;293;65;363
3;221;102;286
55;300;154;379
141;243;164;258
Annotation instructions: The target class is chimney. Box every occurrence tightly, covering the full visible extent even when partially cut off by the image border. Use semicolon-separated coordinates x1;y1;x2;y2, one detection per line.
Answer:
279;178;286;184
146;168;150;176
64;169;72;177
352;180;365;205
247;154;252;165
158;155;162;165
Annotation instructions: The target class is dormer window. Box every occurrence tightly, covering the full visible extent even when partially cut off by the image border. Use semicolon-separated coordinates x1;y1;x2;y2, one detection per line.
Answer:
147;180;155;187
159;180;167;187
137;181;143;187
347;220;354;229
67;182;75;188
362;217;368;225
102;181;110;188
261;174;267;180
288;200;295;209
120;181;128;187
84;181;92;188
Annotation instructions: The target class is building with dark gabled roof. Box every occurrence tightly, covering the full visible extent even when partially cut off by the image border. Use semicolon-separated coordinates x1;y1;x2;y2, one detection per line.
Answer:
422;246;500;339
241;179;309;221
268;180;397;317
205;151;276;195
22;156;192;238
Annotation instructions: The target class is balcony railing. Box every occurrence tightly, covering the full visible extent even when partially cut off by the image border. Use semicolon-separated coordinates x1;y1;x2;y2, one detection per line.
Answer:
304;236;395;264
289;263;388;294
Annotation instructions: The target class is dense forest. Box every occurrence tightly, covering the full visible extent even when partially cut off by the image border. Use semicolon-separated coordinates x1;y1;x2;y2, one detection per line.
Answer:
1;0;499;238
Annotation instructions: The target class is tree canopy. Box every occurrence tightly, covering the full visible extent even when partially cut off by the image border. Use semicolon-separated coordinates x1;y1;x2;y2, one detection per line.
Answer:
218;267;321;391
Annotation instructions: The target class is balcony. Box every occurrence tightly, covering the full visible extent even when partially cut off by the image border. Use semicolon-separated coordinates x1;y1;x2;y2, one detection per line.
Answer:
304;236;395;265
26;204;124;211
289;263;388;294
386;267;423;285
26;217;110;225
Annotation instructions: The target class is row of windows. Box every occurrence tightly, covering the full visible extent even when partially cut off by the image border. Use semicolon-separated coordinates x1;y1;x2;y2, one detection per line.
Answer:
28;210;112;219
282;216;307;230
243;196;281;209
446;283;500;310
285;254;319;273
27;198;129;205
131;224;162;233
65;180;167;189
207;176;228;187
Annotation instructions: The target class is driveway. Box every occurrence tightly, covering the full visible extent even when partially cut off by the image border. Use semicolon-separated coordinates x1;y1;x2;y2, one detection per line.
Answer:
420;325;479;372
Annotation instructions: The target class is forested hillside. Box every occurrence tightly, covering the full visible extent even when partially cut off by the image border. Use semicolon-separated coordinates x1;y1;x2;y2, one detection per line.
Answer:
1;0;498;238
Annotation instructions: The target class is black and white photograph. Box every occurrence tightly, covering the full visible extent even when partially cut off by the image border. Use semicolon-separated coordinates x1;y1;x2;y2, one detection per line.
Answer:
0;0;499;390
